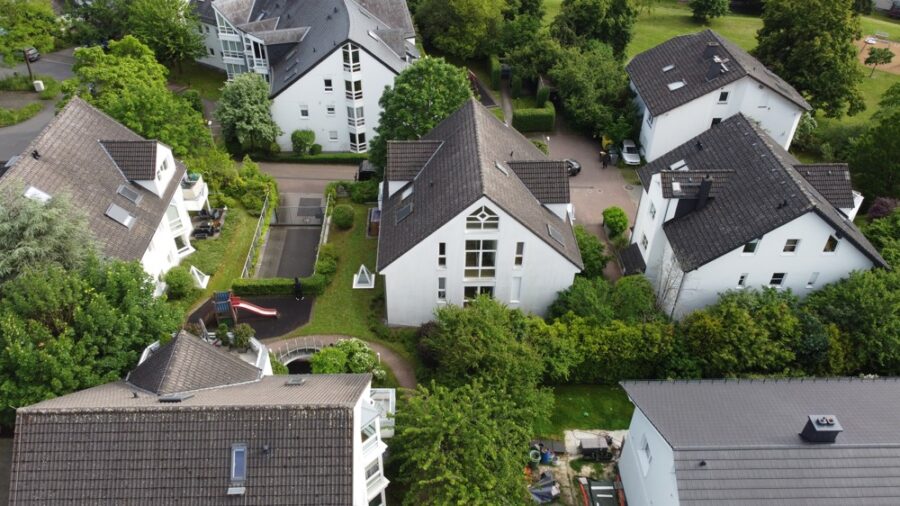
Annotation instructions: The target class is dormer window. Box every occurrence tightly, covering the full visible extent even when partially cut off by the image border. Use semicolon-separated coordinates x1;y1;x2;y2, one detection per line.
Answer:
231;444;247;482
466;206;498;230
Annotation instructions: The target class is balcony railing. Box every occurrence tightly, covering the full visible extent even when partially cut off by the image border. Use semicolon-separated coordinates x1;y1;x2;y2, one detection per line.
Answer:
348;117;365;127
366;473;389;498
350;142;367;153
345;90;363;100
170;219;185;236
344;62;361;72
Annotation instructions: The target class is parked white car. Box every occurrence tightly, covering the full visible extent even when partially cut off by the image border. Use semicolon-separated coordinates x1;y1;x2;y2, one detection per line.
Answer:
622;140;642;165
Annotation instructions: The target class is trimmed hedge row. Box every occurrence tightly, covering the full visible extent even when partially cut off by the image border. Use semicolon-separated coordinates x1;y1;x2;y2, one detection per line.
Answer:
489;55;501;90
232;275;330;296
252;152;368;165
512;102;555;132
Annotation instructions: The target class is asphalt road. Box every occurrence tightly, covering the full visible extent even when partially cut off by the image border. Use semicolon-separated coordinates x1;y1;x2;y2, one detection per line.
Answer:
0;48;76;81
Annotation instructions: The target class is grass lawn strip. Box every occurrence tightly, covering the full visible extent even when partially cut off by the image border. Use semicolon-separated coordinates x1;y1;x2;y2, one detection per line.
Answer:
534;385;634;438
168;60;227;101
0;101;43;127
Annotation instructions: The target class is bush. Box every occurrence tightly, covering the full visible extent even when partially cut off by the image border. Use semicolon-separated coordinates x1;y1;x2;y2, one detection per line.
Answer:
0;102;43;127
332;204;355;230
182;90;203;113
291;129;316;155
164;266;194;300
216;324;230;345
348;180;379;203
574;225;610;278
309;143;323;155
231;323;254;350
531;139;549;155
270;353;289;374
489;55;501;90
511;74;523;98
602;206;629;238
867;197;898;220
315;254;338;276
512;102;555;132
232;274;330;296
536;83;550;108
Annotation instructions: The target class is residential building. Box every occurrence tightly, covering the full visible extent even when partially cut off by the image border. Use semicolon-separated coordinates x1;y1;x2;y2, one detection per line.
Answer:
192;0;417;153
0;97;208;295
9;331;390;505
619;378;900;506
377;99;583;326
627;29;811;162
627;114;885;319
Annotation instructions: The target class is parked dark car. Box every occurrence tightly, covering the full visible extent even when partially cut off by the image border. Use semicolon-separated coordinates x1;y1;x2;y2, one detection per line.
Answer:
356;160;375;181
23;47;40;62
565;159;581;177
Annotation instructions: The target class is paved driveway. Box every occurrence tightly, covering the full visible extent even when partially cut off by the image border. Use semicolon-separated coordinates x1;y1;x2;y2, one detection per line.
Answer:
0;47;76;81
259;162;357;193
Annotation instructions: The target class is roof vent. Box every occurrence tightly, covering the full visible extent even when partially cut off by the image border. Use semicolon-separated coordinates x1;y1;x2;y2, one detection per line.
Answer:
800;415;842;443
159;393;194;403
672;181;682;196
667;81;686;91
285;377;307;386
31;150;40;160
662;64;675;72
695;141;703;151
494;161;509;176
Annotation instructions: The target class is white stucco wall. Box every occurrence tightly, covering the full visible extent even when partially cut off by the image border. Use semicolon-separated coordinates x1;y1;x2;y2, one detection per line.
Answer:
619;407;680;506
636;76;804;162
271;46;400;152
196;21;226;71
351;383;388;506
380;196;581;326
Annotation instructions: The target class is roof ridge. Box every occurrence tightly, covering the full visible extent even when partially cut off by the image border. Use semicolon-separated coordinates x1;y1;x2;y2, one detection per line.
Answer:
469;99;489;194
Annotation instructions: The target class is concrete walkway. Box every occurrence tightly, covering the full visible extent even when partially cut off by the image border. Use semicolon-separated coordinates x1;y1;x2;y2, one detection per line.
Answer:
264;334;417;389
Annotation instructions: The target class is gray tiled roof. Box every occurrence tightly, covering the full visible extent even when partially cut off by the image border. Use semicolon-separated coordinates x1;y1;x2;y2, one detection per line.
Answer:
10;374;370;505
377;99;583;271
638;114;886;271
622;379;900;505
507;160;570;204
660;170;732;199
192;0;216;23
385;140;443;180
0;97;186;262
126;331;262;395
795;163;855;209
210;0;413;98
627;29;810;117
100;140;158;180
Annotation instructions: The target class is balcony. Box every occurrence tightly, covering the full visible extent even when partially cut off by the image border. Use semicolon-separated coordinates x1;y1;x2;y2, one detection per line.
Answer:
343;62;361;73
181;174;209;212
366;472;389;500
345;90;363;100
348;117;365;127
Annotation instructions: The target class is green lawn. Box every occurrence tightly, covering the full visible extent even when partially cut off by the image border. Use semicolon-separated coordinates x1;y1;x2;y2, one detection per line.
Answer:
534;385;634;438
168;60;226;101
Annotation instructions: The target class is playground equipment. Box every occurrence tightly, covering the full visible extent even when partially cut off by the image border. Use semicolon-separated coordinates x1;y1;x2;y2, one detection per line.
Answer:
214;291;279;326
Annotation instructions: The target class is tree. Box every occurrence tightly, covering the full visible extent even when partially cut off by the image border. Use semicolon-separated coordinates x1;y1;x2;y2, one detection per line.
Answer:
415;0;505;59
864;47;894;77
499;14;542;57
310;338;386;380
689;0;729;23
216;72;282;154
0;190;96;283
550;0;637;58
127;0;205;69
506;0;546;18
64;0;130;45
392;382;531;505
754;0;864;117
65;36;211;156
0;0;57;66
610;275;661;323
0;260;181;426
862;207;900;267
549;276;616;323
368;57;471;169
508;29;565;82
574;225;610;278
850;84;900;202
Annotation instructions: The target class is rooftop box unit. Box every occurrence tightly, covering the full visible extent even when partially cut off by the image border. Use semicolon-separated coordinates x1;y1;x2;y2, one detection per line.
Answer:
800;414;842;443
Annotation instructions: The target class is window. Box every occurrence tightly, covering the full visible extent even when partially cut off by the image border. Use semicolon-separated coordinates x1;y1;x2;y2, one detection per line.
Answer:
328;130;338;141
510;277;522;303
347;105;365;126
345;79;363;100
209;47;215;56
369;495;385;506
361;422;377;444
438;242;446;268
742;239;759;254
711;117;722;126
770;272;786;287
326;104;335;116
646;112;654;127
465;240;497;278
718;91;729;103
639;436;652;475
737;273;748;289
343;43;360;71
464;285;494;302
466;206;499;230
350;132;367;152
231;444;247;482
823;235;839;253
783;239;800;253
365;460;381;482
649;202;656;220
807;272;819;288
641;233;649;250
514;242;524;267
437;277;446;301
300;104;309;119
324;78;333;92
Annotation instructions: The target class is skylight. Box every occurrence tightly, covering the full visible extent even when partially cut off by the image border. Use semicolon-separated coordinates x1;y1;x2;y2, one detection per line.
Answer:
662;64;675;72
547;224;565;246
117;184;142;204
669;160;688;171
401;186;413;201
396;203;413;223
23;185;51;203
667;81;686;91
105;203;136;229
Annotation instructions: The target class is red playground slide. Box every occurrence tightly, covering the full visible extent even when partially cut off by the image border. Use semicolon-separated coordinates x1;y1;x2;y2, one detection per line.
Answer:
230;296;279;318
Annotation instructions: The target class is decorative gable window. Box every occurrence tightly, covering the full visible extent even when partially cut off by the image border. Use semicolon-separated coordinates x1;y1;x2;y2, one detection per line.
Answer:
466;206;499;230
231;444;247;482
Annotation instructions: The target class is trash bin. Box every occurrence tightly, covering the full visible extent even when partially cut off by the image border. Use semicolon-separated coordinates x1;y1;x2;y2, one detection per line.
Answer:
33;80;45;92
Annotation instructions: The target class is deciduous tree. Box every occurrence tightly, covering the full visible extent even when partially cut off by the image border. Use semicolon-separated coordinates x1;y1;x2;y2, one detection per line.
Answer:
64;0;130;45
215;72;282;154
127;0;205;69
864;47;894;77
551;0;637;58
849;83;900;202
689;0;729;23
0;0;57;66
415;0;505;59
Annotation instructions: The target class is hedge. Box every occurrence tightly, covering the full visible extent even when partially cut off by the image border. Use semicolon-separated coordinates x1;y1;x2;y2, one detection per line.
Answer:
536;84;550;108
489;55;501;90
512;102;555;133
252;151;368;165
232;274;330;296
511;74;523;98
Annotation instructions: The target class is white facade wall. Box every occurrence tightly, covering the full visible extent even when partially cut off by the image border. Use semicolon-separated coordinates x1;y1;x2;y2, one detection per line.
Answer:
381;196;580;326
196;21;226;71
351;385;388;506
636;76;804;162
271;47;399;152
619;407;680;506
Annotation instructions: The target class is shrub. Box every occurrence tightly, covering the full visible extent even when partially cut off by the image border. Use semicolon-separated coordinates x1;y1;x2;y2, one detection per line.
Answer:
868;197;898;220
349;180;379;203
332;204;355;230
489;55;501;90
0;102;43;127
511;73;523;98
291;129;316;155
216;324;230;345
536;83;550;108
232;274;330;296
319;242;340;262
512;102;555;132
182;89;203;113
164;266;194;300
574;225;610;278
531;139;549;155
309;143;323;155
269;353;289;374
232;323;255;350
602;206;628;238
315;254;337;276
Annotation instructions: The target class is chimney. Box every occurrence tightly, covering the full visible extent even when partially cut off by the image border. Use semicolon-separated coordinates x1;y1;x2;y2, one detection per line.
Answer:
696;175;712;211
703;42;720;59
800;415;842;443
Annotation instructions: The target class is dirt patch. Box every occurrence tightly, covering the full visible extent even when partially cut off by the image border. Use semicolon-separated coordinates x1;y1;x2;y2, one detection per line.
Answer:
855;38;900;75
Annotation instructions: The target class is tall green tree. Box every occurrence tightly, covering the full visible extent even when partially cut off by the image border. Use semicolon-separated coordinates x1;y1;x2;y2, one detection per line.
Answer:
0;0;57;65
65;36;211;156
368;57;471;170
215;72;282;154
127;0;205;69
689;0;729;23
754;0;864;117
551;0;637;58
415;0;505;59
0;190;96;283
508;29;565;82
850;83;900;202
862;207;900;267
864;47;894;77
64;0;130;45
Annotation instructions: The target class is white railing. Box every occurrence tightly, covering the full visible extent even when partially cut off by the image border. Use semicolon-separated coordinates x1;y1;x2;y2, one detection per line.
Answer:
348;117;365;127
345;90;363;100
350;142;367;153
240;192;270;278
344;62;360;72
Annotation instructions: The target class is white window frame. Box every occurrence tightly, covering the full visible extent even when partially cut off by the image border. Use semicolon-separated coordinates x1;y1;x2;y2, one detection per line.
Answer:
514;242;524;268
639;435;652;476
770;272;786;287
300;104;309;119
466;206;499;230
783;239;800;254
464;240;497;278
328;130;338;141
326;104;336;116
737;273;748;289
641;233;649;250
437;277;447;302
231;444;247;482
463;285;494;303
438;242;447;268
742;239;759;255
324;78;333;92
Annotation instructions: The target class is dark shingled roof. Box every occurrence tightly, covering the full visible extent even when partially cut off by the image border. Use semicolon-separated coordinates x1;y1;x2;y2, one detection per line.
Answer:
627;29;810;117
0;97;186;262
126;331;261;395
620;242;647;276
638;114;886;271
660;170;732;199
622;379;900;505
209;0;415;98
507;160;570;204
100;140;158;180
192;0;216;24
795;163;855;209
377;99;582;271
385;140;443;180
